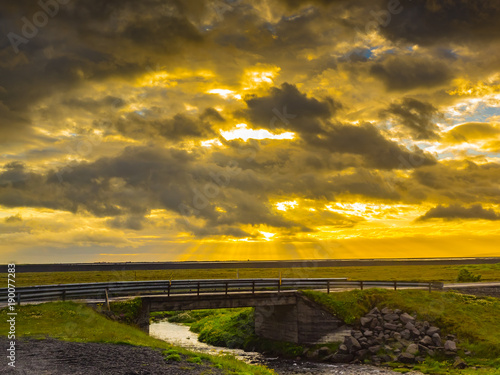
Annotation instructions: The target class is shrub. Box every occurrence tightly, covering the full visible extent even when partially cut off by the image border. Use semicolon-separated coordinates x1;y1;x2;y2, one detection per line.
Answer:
457;269;481;282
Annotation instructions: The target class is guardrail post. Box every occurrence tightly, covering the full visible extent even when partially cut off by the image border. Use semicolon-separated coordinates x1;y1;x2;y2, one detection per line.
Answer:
16;293;20;306
252;281;255;294
327;281;330;294
225;282;228;295
393;281;397;291
62;290;66;301
105;288;110;311
428;282;432;293
360;281;364;290
197;282;200;297
278;280;281;293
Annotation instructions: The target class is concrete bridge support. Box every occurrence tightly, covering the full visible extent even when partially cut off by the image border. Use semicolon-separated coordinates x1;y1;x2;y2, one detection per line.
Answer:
254;294;345;344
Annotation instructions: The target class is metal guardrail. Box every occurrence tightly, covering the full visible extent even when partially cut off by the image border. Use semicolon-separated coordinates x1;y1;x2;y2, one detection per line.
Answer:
0;278;444;305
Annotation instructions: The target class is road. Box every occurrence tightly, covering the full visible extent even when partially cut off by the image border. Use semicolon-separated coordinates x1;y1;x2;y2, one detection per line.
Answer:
6;257;500;273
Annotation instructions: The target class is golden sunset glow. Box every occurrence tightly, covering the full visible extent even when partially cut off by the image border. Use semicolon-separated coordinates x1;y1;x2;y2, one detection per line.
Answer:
1;0;500;263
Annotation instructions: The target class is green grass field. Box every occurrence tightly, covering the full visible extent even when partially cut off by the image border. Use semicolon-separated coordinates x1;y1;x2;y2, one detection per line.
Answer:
0;301;275;375
2;263;499;287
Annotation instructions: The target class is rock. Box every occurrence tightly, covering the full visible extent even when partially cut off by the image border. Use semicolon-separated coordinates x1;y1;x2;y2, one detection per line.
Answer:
432;333;442;346
405;322;415;330
415;356;425;363
406;343;419;355
393;332;401;341
352;330;363;339
384;322;398;331
401;329;411;340
444;340;457;352
369;307;380;315
400;312;415;324
328;353;354;363
464;350;472;356
426;326;440;336
364;330;373;337
381;307;393;315
446;334;456;341
398;352;415;364
384;313;400;321
394;309;402;314
361;317;373;327
420;335;433;346
368;345;381;354
318;347;331;357
380;354;392;363
344;336;362;353
453;357;467;369
338;344;349;354
355;349;369;360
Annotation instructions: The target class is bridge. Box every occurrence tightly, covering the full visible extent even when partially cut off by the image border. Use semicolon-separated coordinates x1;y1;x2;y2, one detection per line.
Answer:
2;278;444;344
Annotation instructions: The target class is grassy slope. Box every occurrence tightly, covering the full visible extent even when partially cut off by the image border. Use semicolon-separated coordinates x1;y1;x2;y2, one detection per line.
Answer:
0;302;275;375
2;263;499;286
303;289;500;374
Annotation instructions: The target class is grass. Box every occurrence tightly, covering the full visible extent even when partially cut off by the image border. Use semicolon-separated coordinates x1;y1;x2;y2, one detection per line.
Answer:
2;263;499;286
0;302;275;375
303;289;500;374
163;308;305;358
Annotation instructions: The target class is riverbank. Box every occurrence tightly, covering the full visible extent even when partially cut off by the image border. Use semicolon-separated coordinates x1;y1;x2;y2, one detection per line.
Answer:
0;301;275;374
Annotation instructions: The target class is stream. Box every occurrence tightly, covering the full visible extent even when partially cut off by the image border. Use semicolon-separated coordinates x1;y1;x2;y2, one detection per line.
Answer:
150;320;422;375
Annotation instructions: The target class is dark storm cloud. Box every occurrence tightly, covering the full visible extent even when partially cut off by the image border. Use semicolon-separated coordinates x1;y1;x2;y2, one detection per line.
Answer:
412;162;500;204
370;55;454;91
417;204;500;221
0;0;206;143
242;84;435;170
243;83;335;133
382;98;441;140
115;111;219;142
380;0;500;46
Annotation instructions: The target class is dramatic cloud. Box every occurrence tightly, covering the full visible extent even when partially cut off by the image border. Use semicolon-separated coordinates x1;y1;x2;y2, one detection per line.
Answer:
417;204;500;221
0;0;499;261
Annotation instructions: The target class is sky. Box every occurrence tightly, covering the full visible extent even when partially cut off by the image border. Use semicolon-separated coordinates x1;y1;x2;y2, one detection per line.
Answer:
1;0;500;263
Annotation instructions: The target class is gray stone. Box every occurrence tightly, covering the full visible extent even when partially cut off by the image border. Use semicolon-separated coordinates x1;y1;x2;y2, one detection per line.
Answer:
328;353;354;363
368;345;381;354
406;343;419;355
384;313;400;321
318;346;331;357
381;307;393;315
453;357;467;369
420;335;433;346
400;312;415;324
344;336;362;353
432;333;442;346
398;352;415;364
361;317;372;327
364;330;373;337
380;354;392;363
394;309;402;314
401;329;411;340
338;344;349;354
355;349;369;359
384;322;398;331
369;307;380;315
393;332;401;341
426;326;440;336
444;340;457;352
405;322;415;330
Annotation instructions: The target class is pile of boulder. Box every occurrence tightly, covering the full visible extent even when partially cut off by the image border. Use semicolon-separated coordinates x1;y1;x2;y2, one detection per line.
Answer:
324;307;464;367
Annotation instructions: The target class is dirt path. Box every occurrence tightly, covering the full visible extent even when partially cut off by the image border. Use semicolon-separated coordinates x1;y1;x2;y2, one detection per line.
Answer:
1;337;222;375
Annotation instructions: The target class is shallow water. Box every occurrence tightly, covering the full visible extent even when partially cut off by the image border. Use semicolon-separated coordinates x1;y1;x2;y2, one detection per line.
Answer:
150;320;422;375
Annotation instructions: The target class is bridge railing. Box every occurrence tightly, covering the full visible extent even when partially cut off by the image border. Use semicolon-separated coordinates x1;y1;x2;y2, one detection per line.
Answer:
0;278;444;304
